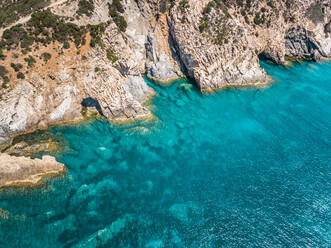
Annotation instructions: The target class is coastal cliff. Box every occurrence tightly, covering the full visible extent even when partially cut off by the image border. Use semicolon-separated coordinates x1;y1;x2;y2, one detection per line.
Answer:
0;0;330;147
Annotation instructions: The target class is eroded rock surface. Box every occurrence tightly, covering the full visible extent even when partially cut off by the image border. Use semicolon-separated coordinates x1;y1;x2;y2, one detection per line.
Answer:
0;153;65;188
168;0;331;91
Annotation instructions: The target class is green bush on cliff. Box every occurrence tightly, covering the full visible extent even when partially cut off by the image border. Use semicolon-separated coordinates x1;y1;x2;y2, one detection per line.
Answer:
106;48;118;63
0;51;6;60
24;55;36;67
88;23;106;48
0;0;50;28
77;0;95;17
10;63;23;72
26;10;86;49
179;0;189;13
17;72;25;79
254;12;266;25
41;52;51;62
108;0;127;32
0;65;9;85
0;8;110;72
0;66;8;78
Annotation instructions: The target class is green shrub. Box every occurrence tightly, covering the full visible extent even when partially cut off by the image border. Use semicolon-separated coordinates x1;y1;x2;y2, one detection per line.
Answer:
254;12;265;25
108;1;127;32
112;0;125;13
106;48;118;63
199;19;208;32
0;65;9;85
0;51;6;60
94;66;100;72
2;82;8;89
0;0;50;28
10;63;23;72
203;1;216;15
0;65;8;78
179;0;189;13
214;25;227;45
82;55;87;60
41;52;51;62
24;55;36;67
17;72;25;79
88;23;106;48
77;0;95;17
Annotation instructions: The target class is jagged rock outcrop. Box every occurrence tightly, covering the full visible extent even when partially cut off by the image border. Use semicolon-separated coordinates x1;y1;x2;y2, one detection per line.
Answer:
285;25;331;60
0;153;65;188
0;0;330;146
167;0;330;91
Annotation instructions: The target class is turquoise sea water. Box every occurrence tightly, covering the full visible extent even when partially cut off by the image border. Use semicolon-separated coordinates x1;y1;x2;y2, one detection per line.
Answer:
0;61;330;247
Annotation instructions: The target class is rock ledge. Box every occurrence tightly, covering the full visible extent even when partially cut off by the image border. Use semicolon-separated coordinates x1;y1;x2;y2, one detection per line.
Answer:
0;153;65;189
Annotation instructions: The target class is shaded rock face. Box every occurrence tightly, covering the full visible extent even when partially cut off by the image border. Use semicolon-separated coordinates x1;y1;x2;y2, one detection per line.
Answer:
0;154;65;188
285;25;331;60
0;0;330;145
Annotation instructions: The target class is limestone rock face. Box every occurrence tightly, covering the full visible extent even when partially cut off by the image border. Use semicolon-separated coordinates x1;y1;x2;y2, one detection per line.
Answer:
167;0;330;91
0;153;65;188
285;25;331;60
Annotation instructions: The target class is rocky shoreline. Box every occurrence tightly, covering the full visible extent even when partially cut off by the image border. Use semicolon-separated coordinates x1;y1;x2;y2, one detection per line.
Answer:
0;0;330;183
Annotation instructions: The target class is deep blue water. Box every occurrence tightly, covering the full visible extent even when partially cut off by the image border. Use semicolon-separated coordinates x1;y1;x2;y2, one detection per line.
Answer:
0;62;330;247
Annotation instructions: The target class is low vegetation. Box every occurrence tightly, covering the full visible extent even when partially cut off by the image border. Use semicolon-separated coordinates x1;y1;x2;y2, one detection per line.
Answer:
10;63;23;72
41;52;51;62
108;0;127;32
89;23;106;48
198;0;232;45
17;72;25;79
106;48;118;63
24;55;36;67
0;66;9;85
0;0;50;28
76;0;95;17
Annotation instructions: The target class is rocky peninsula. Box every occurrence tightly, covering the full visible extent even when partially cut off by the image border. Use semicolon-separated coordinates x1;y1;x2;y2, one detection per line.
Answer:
0;0;330;149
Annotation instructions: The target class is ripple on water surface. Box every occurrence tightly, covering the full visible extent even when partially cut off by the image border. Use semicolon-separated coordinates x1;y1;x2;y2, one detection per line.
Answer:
0;62;331;247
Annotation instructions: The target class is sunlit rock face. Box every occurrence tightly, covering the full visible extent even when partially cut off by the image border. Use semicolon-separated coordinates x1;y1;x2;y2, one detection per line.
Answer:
0;154;65;188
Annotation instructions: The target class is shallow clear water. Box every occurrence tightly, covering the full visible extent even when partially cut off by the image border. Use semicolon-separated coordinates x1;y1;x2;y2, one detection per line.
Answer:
0;62;330;247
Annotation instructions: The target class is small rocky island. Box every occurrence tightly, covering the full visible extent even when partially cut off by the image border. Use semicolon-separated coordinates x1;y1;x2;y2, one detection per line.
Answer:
0;153;65;189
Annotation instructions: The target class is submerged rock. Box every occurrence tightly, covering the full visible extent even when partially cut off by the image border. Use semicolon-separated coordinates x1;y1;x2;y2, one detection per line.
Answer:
0;153;66;188
72;215;133;248
169;202;204;225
